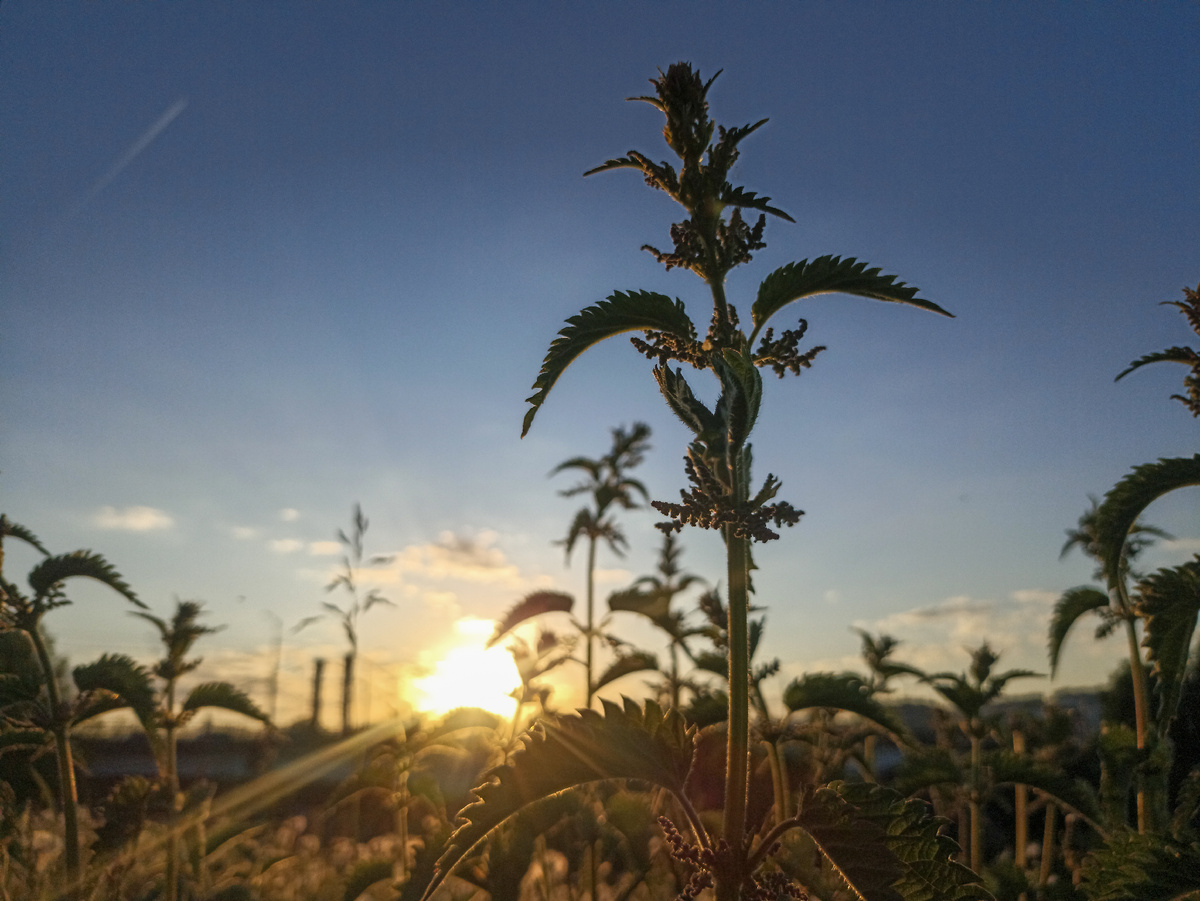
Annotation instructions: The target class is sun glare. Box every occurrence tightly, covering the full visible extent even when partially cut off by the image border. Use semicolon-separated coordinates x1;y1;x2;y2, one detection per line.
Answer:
412;620;520;717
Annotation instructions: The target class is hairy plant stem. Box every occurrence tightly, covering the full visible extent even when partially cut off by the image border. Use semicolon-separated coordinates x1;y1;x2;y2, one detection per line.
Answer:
720;523;752;901
30;625;81;888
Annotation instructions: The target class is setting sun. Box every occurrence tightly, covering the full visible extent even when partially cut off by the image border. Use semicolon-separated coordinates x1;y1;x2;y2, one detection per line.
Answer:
411;620;521;717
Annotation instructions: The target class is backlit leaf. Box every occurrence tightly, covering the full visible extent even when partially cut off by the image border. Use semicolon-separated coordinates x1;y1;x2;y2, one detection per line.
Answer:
749;256;951;343
607;585;672;623
782;672;905;735
1116;346;1200;382
986;751;1101;830
1079;828;1200;901
73;653;157;737
1135;557;1200;732
1093;456;1200;595
418;698;695;901
593;651;659;692
719;185;794;222
488;591;574;648
1049;587;1110;676
797;781;989;901
523;291;697;437
27;550;143;608
183;682;270;724
0;517;49;556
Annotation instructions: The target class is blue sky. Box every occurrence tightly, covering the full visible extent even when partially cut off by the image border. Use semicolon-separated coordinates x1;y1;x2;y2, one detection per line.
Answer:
3;3;1197;723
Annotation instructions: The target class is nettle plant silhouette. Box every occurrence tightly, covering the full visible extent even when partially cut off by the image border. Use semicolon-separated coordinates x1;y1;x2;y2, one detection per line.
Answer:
416;64;985;901
1065;279;1200;896
296;503;395;735
488;424;658;711
0;515;143;887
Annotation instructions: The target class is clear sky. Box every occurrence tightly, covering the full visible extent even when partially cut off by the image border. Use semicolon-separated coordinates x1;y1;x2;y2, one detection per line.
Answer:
3;3;1197;725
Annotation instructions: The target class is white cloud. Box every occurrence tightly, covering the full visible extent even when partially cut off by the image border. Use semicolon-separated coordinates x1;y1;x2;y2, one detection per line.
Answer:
279;508;300;522
231;526;259;540
269;539;303;554
390;531;524;584
94;505;173;531
308;541;341;556
1163;537;1200;554
855;589;1060;685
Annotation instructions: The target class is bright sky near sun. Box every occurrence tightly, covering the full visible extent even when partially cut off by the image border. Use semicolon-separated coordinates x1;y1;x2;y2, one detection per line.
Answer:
2;3;1197;725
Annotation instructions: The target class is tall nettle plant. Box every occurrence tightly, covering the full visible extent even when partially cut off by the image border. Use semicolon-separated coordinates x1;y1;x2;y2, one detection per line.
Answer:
415;64;981;901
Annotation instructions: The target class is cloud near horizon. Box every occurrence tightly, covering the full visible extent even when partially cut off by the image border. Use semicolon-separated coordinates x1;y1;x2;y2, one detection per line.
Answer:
94;505;173;531
847;589;1081;686
387;531;525;585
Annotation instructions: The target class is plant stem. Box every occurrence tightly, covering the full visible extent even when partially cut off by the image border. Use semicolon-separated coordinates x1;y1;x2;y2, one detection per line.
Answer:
29;625;81;887
969;732;982;872
720;523;752;901
165;681;180;901
585;534;597;708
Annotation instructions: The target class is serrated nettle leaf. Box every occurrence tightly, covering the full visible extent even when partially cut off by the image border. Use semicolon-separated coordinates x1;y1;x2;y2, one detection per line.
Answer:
0;728;49;755
489;591;574;648
1093;456;1200;594
985;751;1101;830
522;291;696;437
1079;828;1200;901
607;585;672;621
654;365;718;438
748;256;951;344
1049;586;1110;676
593;650;659;692
27;550;143;608
1115;346;1200;382
714;350;762;452
0;517;49;556
718;184;794;222
781;672;905;735
182;682;269;724
417;699;696;901
1135;557;1200;732
792;781;990;901
72;653;157;733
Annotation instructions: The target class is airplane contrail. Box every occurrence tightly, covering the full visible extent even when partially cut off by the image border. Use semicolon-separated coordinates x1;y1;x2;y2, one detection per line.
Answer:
72;97;188;214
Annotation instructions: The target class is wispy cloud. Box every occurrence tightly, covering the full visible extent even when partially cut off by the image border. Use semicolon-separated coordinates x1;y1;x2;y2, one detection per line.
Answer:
390;531;524;584
73;99;187;214
853;590;1064;683
1162;537;1200;554
279;508;300;522
231;526;259;540
269;539;303;554
94;505;173;531
308;540;341;556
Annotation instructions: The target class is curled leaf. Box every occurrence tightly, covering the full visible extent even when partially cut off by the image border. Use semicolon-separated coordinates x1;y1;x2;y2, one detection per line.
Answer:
418;699;695;901
523;291;696;437
488;591;574;648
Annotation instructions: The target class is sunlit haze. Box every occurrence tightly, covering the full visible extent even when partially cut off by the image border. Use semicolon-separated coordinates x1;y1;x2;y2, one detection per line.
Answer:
411;618;521;718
